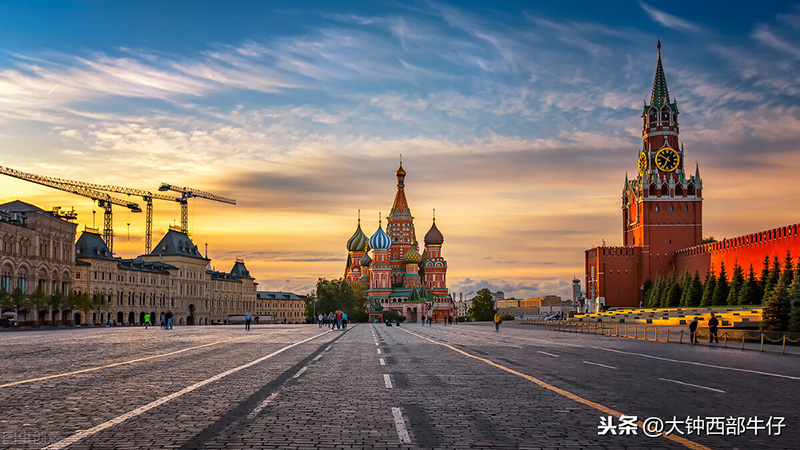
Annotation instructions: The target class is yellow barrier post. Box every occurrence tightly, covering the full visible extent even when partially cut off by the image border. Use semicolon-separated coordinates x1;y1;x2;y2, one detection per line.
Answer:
723;332;727;348
680;330;684;343
782;335;786;355
760;333;764;352
625;325;628;338
741;332;746;350
666;330;670;343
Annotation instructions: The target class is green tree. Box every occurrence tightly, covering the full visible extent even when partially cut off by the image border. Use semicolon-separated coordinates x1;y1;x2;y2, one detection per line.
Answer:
382;309;406;323
761;279;791;331
663;272;682;308
727;264;744;305
640;279;653;307
759;255;771;291
303;290;317;322
739;265;762;305
788;266;800;332
779;252;794;287
314;278;365;321
1;287;30;322
644;277;664;308
712;262;729;306
468;288;495;321
49;290;69;325
700;267;716;307
74;292;93;325
762;256;781;303
686;270;703;307
29;286;51;325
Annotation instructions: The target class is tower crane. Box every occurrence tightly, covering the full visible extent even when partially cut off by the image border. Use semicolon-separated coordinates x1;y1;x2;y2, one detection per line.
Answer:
0;165;142;254
158;183;236;234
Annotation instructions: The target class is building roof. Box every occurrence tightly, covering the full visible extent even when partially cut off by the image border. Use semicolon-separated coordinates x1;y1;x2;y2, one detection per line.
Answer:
229;260;252;278
390;163;411;217
347;220;368;252
75;230;115;260
257;291;305;300
424;220;444;246
369;223;392;250
149;229;206;259
0;200;46;213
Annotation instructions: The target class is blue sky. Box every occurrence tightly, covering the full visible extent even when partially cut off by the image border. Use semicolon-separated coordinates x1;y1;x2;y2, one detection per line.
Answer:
1;1;800;300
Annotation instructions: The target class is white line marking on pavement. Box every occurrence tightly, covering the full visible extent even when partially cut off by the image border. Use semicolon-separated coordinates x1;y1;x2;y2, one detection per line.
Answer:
325;346;332;351
384;374;393;389
592;347;800;381
658;378;726;394
379;358;386;366
246;392;279;419
312;354;322;361
377;348;382;354
42;330;332;450
583;361;617;370
293;367;308;379
375;342;380;346
537;351;559;358
391;407;411;443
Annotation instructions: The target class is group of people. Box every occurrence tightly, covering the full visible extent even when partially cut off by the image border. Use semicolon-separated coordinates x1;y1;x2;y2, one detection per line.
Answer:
688;313;720;344
418;315;456;325
317;311;348;330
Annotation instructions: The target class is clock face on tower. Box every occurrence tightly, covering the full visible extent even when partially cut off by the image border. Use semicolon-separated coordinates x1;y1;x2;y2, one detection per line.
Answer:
655;147;680;172
637;151;648;177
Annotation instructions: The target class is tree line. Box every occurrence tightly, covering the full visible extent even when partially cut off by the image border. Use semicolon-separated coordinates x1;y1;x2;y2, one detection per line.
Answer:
641;253;800;331
0;287;109;326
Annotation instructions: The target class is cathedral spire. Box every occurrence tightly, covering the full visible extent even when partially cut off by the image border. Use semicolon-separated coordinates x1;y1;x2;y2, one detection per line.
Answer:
390;160;411;217
651;40;670;107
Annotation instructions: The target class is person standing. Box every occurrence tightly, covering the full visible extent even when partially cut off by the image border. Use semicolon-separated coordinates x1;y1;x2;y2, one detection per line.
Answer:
428;315;432;326
108;316;113;327
689;317;699;344
160;312;166;330
494;311;501;332
255;315;259;325
245;310;252;331
318;313;323;327
342;312;348;330
144;313;150;330
707;313;719;344
421;315;426;325
336;311;342;329
166;310;173;330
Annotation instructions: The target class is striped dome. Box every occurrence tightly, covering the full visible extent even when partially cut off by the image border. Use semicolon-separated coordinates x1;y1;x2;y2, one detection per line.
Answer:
403;247;422;264
346;223;368;252
424;221;444;246
369;225;392;250
360;252;372;267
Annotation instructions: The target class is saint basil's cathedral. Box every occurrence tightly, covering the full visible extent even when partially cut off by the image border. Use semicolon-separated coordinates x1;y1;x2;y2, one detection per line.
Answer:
345;163;455;322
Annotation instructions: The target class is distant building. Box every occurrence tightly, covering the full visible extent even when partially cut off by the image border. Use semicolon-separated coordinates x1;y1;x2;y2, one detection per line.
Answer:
585;42;800;310
345;162;455;323
0;200;77;324
256;291;305;324
75;226;257;326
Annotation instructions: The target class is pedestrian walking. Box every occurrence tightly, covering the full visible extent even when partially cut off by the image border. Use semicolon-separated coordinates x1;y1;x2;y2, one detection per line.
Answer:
108;316;113;327
689;317;699;344
336;311;342;329
144;313;150;329
160;312;165;330
421;315;426;325
166;310;173;329
708;313;719;343
318;313;323;327
448;315;453;325
245;310;252;331
494;311;501;332
342;312;348;329
443;315;447;326
255;315;259;325
428;316;432;326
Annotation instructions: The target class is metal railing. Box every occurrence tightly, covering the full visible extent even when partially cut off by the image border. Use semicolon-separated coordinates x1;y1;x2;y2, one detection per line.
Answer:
517;319;800;355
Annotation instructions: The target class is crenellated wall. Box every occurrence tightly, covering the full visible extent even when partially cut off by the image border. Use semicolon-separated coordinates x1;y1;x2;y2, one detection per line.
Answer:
676;223;800;276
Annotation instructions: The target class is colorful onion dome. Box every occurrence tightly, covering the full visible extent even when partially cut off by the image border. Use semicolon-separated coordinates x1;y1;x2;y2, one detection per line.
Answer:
424;220;444;246
369;224;392;250
403;247;422;264
396;162;406;177
346;221;368;252
360;252;372;266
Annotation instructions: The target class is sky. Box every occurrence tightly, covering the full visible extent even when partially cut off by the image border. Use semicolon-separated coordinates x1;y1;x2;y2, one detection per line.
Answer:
1;0;800;301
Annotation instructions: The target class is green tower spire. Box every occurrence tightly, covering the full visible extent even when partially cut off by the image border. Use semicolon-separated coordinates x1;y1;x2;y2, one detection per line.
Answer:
650;40;670;107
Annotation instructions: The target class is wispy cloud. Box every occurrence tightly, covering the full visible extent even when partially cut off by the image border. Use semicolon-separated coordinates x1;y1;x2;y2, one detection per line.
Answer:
639;2;704;32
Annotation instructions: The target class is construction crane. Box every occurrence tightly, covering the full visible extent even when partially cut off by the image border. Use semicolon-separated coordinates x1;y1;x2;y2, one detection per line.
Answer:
0;165;142;254
158;183;236;234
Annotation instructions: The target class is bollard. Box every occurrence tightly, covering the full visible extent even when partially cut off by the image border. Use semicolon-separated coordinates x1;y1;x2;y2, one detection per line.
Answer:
782;335;786;355
680;330;684;344
760;333;764;352
625;325;628;338
741;332;746;350
723;333;727;348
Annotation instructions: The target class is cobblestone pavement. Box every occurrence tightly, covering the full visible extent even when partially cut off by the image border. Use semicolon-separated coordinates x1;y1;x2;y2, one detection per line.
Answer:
0;322;797;449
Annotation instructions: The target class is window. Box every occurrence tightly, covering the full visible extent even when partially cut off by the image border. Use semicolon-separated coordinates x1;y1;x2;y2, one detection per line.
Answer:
655;205;659;212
